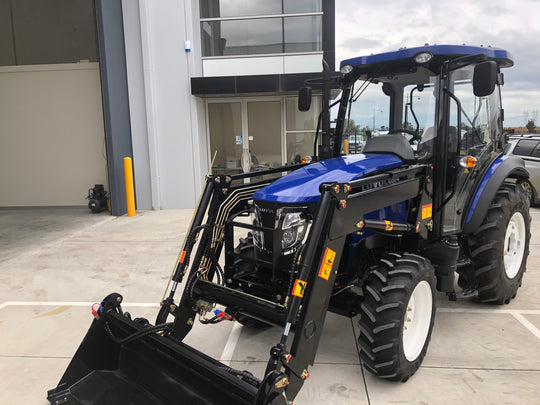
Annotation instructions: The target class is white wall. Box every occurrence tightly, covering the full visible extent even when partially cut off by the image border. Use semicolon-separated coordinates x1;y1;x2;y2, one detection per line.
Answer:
123;0;206;210
203;53;323;77
0;63;107;206
122;0;153;210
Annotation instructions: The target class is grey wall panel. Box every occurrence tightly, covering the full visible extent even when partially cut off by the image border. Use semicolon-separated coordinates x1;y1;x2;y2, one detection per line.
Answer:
10;0;98;65
0;0;16;65
95;0;133;216
122;0;152;210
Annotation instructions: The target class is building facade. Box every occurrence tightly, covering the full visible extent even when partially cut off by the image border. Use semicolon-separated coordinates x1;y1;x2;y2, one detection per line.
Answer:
118;0;335;214
0;0;335;214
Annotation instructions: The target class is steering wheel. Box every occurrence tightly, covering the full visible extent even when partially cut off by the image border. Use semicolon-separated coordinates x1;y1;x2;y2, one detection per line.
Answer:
388;128;421;144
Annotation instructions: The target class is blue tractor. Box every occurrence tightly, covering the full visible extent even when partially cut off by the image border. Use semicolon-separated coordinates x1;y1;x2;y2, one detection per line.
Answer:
48;45;530;404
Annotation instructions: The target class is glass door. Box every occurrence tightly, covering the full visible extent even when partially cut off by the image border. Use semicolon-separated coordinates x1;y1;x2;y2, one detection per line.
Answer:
246;100;282;171
208;102;243;174
207;99;283;175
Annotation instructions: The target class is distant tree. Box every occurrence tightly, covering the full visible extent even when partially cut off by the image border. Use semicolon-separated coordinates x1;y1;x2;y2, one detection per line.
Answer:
402;121;414;131
345;119;360;136
526;119;536;133
523;110;538;127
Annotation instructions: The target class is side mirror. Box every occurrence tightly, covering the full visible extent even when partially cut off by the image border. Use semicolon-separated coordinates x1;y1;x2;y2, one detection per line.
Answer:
473;61;498;97
298;87;312;111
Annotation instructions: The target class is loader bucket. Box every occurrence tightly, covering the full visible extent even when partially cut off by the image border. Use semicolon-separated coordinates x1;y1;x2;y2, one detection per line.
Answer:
47;294;286;405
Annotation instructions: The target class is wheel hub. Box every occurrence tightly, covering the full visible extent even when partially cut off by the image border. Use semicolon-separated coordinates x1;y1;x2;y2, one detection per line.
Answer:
402;280;432;362
521;181;533;202
503;211;526;279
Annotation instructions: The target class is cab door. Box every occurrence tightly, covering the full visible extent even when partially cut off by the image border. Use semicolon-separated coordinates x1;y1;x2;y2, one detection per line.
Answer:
439;64;503;234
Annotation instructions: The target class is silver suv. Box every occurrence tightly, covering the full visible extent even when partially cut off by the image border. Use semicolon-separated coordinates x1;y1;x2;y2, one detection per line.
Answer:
506;134;540;205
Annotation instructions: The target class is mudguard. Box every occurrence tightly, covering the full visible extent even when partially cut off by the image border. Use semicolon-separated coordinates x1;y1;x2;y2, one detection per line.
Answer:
462;155;528;233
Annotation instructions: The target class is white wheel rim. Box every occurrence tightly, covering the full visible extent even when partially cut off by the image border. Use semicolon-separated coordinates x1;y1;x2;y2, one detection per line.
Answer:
402;280;433;362
504;212;526;279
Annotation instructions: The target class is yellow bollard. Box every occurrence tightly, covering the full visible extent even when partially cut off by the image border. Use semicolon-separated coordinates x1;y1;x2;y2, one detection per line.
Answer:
344;139;349;155
123;157;136;217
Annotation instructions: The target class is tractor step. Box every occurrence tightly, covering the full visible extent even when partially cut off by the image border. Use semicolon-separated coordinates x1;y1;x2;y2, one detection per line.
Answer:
447;288;479;301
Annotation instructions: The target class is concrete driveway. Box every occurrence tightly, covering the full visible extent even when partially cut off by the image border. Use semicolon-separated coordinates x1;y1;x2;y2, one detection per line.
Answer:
0;207;538;404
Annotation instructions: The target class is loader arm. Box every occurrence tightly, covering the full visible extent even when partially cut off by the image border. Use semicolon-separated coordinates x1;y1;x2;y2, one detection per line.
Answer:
48;161;430;404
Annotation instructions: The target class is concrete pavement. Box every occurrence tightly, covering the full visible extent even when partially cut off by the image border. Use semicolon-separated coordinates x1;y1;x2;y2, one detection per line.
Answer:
0;206;539;404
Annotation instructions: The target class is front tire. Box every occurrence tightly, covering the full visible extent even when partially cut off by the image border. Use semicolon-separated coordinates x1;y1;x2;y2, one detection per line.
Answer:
466;182;531;304
358;253;436;382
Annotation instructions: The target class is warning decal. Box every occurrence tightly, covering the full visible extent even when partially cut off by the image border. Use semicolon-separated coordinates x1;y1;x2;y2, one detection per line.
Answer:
292;279;307;298
422;203;433;220
318;247;336;280
384;220;393;231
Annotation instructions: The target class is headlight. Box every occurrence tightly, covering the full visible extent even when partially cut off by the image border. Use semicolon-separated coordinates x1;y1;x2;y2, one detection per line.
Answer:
413;51;433;64
280;211;308;254
250;208;264;249
340;64;353;74
251;205;310;255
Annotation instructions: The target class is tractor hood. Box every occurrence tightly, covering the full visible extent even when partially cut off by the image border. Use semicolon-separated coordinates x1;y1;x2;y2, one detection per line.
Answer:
253;153;403;204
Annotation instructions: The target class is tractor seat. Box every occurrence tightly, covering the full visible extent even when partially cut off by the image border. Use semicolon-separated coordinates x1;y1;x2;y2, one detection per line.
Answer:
362;135;415;162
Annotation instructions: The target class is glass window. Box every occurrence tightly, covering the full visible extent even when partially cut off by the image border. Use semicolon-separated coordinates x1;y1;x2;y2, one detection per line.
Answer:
449;65;499;156
284;0;322;13
286;96;321;131
514;140;539;156
201;19;282;56
402;84;436;136
1;0;98;66
532;143;540;158
200;0;282;19
286;132;316;163
200;1;323;57
201;0;322;18
346;82;390;133
284;16;322;53
286;96;321;161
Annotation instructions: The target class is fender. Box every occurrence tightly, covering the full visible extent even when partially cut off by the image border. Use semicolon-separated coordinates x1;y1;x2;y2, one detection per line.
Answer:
462;155;528;233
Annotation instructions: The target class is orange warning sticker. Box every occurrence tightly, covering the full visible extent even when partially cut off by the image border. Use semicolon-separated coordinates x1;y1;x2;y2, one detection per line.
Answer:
179;250;187;264
292;279;307;298
318;247;336;280
421;203;433;220
384;220;393;231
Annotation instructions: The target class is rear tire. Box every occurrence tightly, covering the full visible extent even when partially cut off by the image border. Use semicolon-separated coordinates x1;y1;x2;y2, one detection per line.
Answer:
358;253;436;382
466;182;531;304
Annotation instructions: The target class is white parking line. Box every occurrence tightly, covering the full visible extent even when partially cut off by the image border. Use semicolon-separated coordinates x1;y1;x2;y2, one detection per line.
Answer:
438;307;540;315
220;322;243;367
511;313;540;341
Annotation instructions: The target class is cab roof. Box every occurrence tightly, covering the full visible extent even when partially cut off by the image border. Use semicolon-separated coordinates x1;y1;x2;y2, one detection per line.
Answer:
340;44;514;74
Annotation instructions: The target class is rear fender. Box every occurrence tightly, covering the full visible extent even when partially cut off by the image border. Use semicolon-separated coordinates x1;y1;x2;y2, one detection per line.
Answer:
462;155;528;233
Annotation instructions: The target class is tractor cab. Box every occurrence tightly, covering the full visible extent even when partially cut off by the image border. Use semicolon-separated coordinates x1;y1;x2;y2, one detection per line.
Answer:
330;45;513;235
335;45;511;156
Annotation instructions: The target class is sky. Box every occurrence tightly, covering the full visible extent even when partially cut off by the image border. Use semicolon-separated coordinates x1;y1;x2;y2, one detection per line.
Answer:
334;0;540;127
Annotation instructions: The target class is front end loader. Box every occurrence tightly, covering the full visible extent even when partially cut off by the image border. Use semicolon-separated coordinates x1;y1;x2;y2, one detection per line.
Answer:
48;45;530;404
